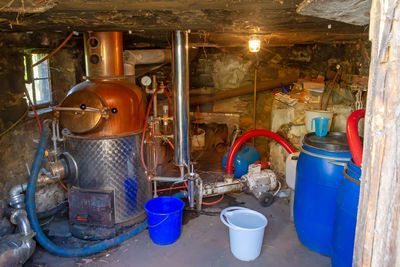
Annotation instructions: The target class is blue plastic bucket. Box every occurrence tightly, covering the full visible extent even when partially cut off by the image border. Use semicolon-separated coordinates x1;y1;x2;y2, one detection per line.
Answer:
144;196;185;245
220;207;268;261
331;160;361;267
312;117;330;137
222;144;260;178
294;132;351;256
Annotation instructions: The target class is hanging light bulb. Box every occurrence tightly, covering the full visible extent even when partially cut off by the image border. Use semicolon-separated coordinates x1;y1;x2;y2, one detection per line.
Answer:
249;35;261;53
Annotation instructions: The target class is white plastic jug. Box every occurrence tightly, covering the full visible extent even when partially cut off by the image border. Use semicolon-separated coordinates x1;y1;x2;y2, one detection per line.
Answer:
220;207;268;261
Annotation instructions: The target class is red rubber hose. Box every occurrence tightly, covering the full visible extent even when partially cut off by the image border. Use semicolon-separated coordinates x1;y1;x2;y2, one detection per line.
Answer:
163;89;172;117
32;32;74;68
346;109;365;167
140;86;173;172
225;129;296;175
202;194;224;206
156;186;186;192
140;87;162;172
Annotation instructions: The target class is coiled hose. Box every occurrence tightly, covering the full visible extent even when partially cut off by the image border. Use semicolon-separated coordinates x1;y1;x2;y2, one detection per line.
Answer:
26;126;147;257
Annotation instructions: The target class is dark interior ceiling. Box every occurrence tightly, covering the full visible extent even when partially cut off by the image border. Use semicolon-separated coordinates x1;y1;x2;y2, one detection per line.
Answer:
0;0;369;47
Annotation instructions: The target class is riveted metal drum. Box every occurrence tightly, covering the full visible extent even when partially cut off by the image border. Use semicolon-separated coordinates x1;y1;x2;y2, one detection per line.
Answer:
294;132;351;256
64;130;151;226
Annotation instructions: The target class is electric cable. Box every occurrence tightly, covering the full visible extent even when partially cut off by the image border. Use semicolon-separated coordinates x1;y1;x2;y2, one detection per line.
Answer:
32;32;74;68
0;108;28;138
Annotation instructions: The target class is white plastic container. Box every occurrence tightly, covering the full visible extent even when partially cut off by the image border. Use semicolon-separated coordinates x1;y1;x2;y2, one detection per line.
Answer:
220;207;268;261
285;152;299;222
191;128;205;150
285;152;299;190
305;110;334;132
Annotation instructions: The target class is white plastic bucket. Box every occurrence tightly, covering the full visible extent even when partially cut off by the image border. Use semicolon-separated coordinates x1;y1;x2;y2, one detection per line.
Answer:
305;110;334;132
192;128;205;150
220;207;268;261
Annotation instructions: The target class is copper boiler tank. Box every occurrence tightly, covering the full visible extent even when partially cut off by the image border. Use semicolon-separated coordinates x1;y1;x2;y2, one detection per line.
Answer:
60;32;145;136
59;32;150;238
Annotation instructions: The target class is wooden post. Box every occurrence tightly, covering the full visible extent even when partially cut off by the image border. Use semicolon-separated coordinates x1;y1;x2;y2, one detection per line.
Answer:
354;0;400;266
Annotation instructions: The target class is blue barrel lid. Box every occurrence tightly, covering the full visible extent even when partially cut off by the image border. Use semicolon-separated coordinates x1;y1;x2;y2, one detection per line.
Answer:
303;132;350;152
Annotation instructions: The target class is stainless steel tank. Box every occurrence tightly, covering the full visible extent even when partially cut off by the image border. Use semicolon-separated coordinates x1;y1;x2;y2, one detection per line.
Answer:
64;131;151;225
58;32;149;238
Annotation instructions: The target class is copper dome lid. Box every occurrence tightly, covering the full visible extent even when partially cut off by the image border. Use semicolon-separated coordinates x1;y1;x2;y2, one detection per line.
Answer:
59;32;145;136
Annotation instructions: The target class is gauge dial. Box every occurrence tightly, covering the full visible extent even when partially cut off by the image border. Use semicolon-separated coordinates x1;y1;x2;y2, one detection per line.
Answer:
141;76;152;87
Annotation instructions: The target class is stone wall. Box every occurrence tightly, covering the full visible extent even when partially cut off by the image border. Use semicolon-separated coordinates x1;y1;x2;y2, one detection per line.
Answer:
0;34;82;222
190;41;369;170
0;35;370;220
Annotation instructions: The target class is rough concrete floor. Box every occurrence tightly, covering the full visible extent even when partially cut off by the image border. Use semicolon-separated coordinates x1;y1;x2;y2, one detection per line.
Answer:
27;148;330;267
28;194;330;267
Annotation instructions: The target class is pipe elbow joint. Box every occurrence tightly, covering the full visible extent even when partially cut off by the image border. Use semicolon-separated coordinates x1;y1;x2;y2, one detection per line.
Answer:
11;209;33;237
9;184;26;198
9;184;27;209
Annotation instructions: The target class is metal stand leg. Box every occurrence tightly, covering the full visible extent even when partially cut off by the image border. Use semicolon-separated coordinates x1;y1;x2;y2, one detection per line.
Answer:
153;180;158;198
290;189;295;222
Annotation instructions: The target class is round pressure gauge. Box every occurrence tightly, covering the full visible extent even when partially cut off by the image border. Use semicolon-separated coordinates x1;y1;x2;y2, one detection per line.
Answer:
141;76;152;87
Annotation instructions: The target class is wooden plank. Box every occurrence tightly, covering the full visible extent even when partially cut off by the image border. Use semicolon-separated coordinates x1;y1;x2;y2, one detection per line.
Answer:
354;0;400;266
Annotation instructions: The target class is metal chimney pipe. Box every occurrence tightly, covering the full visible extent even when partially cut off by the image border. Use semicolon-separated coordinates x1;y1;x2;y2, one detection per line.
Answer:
172;30;190;168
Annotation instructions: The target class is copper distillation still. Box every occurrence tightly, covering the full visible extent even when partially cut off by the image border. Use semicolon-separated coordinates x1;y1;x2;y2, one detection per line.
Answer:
54;32;151;240
53;31;201;241
49;31;281;243
59;32;145;135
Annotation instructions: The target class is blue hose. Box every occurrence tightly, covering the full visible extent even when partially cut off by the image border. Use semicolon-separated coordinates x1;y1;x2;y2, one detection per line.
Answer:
172;191;187;199
25;126;148;257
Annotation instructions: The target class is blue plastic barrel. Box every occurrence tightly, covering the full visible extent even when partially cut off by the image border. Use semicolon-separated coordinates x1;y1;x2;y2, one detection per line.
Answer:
144;196;185;245
294;132;352;256
331;160;361;267
222;144;260;178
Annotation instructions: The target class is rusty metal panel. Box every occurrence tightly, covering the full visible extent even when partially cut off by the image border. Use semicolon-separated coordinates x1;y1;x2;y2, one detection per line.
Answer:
68;187;115;227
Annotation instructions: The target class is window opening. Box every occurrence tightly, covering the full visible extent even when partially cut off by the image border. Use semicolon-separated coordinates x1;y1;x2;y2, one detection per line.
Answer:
24;53;52;106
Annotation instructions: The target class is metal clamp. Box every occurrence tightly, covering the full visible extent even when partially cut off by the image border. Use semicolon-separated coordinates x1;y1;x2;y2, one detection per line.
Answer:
328;161;347;167
53;106;110;116
343;168;361;185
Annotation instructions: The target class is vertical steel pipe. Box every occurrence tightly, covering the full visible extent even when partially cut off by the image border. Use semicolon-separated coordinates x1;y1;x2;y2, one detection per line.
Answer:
172;30;190;167
188;164;195;208
252;67;257;146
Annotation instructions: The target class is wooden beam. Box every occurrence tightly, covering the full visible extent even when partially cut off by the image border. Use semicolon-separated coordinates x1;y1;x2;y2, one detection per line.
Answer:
297;0;371;26
354;0;400;266
190;32;368;48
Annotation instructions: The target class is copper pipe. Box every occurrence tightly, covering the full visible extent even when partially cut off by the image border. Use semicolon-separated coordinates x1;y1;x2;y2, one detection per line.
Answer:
190;76;298;106
84;32;124;79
